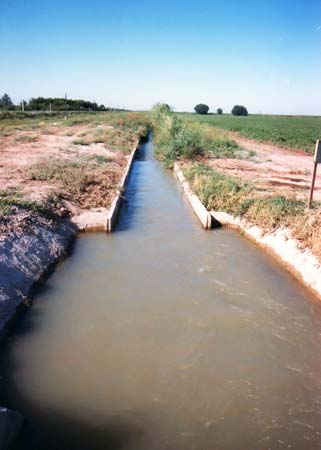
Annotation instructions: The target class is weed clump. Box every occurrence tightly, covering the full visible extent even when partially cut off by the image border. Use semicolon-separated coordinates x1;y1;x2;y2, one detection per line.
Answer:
27;156;122;209
185;164;305;229
152;104;240;166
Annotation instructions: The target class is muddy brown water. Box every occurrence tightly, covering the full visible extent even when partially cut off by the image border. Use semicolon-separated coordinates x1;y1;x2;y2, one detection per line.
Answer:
2;137;321;450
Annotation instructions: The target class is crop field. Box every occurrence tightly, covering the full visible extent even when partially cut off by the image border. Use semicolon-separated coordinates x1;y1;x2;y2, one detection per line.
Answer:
183;113;321;154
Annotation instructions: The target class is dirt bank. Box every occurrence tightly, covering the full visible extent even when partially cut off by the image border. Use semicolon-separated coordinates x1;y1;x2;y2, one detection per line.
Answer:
210;133;321;201
0;210;76;335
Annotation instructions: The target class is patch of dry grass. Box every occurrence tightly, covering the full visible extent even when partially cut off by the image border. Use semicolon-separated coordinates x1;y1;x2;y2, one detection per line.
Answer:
292;212;321;259
27;155;125;209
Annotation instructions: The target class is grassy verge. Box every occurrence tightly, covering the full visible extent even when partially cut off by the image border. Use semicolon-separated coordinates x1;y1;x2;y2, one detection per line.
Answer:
185;163;321;258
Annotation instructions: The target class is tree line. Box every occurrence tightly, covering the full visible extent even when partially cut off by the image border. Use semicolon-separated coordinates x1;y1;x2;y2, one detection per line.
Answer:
0;93;113;112
0;93;248;116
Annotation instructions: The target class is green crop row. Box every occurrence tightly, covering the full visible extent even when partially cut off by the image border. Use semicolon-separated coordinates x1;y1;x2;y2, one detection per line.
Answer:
183;113;321;153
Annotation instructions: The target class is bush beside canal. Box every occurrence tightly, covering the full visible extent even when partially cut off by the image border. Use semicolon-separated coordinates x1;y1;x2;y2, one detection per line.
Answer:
151;104;241;167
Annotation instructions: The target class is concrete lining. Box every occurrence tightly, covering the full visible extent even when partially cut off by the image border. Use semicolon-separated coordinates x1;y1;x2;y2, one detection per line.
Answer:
106;138;140;232
173;162;321;301
211;210;321;302
174;163;212;229
72;138;140;232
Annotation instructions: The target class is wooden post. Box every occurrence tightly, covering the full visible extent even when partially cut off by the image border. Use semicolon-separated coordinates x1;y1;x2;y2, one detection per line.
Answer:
64;93;68;120
308;140;321;208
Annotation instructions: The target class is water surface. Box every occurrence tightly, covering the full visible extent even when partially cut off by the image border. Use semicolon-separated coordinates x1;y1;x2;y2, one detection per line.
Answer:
2;138;321;450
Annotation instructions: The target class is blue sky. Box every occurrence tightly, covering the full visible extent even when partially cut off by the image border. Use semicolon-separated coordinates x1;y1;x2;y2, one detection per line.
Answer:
1;0;321;114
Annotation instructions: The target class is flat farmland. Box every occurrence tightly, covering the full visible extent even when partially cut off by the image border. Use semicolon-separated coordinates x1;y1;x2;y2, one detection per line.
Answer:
183;113;321;154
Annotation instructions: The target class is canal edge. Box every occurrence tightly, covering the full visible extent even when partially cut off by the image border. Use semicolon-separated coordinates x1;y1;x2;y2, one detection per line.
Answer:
173;162;212;230
174;163;321;302
72;137;141;232
211;211;321;303
0;137;144;339
106;137;141;232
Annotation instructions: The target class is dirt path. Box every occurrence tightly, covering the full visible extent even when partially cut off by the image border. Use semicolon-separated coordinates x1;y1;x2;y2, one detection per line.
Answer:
210;133;321;201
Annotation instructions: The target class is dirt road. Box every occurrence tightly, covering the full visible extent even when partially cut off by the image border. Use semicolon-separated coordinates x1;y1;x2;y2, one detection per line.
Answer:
210;134;321;201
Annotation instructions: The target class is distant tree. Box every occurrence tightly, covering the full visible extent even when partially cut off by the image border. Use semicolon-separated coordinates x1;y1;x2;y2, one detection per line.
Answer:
231;105;248;116
194;104;209;115
28;97;47;110
0;93;14;110
217;108;223;115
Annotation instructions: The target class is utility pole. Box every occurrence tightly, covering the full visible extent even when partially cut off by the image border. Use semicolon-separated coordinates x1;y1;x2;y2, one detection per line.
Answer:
49;102;52;113
21;100;24;112
64;93;68;120
308;140;321;208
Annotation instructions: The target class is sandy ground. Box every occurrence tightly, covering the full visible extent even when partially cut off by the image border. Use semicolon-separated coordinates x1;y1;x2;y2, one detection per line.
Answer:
209;134;321;201
0;122;128;209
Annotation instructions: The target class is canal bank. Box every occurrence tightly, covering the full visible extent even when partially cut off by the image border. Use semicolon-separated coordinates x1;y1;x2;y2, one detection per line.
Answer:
2;136;321;450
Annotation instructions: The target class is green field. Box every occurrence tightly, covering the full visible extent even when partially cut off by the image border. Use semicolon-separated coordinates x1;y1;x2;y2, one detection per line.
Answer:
182;113;321;154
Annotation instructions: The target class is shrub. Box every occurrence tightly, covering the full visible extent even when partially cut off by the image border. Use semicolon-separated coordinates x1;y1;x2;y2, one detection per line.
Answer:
185;165;305;229
194;104;209;115
217;108;223;115
154;115;206;165
152;103;172;121
232;105;248;116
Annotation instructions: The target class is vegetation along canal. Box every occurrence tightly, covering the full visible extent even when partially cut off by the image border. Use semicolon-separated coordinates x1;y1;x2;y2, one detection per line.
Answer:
2;136;321;450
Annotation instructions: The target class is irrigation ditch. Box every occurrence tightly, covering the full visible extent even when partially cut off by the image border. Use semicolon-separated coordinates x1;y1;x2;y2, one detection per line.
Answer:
1;134;321;449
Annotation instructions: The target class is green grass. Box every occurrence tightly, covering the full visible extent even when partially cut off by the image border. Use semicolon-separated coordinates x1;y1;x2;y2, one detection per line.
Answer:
183;113;321;154
151;105;241;166
185;164;305;228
